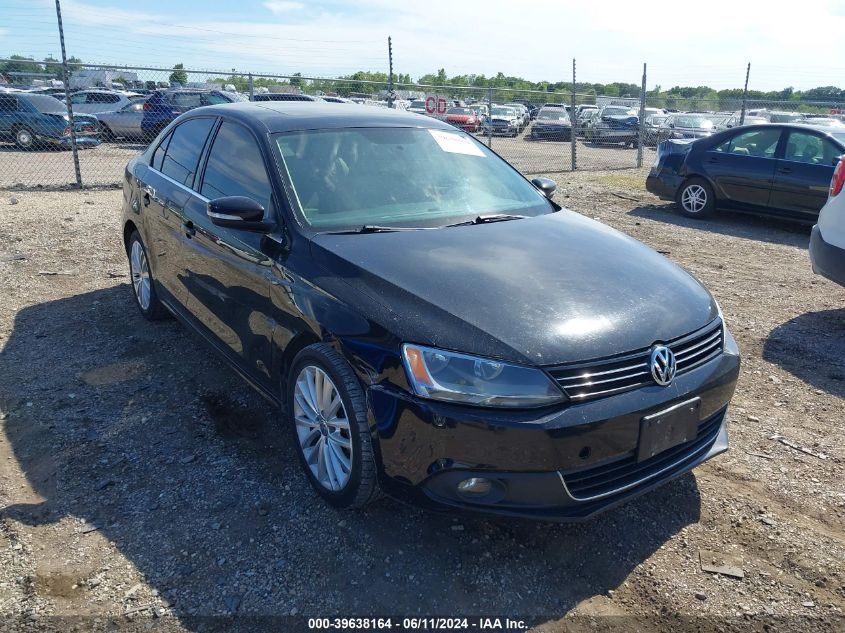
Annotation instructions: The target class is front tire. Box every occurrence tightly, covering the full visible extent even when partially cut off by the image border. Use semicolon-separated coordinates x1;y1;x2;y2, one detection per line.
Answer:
287;344;380;509
127;231;169;320
14;126;35;150
676;177;716;218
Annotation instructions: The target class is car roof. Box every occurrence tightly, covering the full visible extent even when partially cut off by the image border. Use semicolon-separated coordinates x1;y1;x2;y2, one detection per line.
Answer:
712;122;845;145
186;101;458;133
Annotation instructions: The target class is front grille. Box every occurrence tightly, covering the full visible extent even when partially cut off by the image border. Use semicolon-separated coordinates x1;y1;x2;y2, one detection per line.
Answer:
561;407;725;500
547;318;723;402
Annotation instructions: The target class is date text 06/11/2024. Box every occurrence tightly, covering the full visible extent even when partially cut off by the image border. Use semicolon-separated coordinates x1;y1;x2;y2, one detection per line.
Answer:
307;617;529;631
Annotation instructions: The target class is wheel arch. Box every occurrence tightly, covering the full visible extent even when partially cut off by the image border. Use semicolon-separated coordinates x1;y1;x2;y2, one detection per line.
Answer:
122;219;138;254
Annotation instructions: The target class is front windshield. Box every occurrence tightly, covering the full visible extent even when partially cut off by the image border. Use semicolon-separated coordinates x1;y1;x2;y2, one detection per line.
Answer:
537;109;569;121
410;100;426;108
673;115;714;129
274;127;553;230
447;107;473;115
602;107;637;117
24;94;67;114
491;107;515;117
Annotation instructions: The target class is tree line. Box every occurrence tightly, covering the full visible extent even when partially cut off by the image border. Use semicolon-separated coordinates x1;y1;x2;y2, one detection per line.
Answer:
4;55;845;109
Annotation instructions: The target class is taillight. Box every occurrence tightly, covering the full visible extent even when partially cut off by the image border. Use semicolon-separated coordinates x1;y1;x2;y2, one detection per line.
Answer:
830;156;845;197
62;126;70;137
143;102;152;110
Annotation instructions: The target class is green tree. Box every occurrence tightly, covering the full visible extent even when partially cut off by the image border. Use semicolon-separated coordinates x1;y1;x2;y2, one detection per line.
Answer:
169;63;188;86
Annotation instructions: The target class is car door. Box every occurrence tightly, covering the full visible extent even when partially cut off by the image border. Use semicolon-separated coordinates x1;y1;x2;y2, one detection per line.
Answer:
135;116;217;309
0;95;16;136
768;129;840;219
111;101;145;138
177;119;278;388
702;127;783;209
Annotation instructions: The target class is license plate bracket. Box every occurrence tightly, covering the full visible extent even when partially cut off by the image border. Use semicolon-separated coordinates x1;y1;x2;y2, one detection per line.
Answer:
637;398;701;462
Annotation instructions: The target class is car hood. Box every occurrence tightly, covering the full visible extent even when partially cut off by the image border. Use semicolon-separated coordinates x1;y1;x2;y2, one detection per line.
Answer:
310;211;718;366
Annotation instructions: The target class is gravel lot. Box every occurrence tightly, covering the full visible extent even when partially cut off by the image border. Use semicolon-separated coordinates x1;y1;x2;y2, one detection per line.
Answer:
0;133;651;188
0;173;843;632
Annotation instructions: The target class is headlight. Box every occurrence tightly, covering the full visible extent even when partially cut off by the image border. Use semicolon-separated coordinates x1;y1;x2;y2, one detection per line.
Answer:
401;344;565;408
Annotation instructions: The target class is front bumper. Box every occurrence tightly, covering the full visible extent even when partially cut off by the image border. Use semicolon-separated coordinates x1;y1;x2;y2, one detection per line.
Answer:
589;127;637;141
810;224;845;288
369;328;740;521
530;126;572;140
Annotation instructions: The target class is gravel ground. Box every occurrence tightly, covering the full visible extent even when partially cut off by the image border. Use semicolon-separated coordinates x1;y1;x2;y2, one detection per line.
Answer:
0;174;843;633
0;133;651;188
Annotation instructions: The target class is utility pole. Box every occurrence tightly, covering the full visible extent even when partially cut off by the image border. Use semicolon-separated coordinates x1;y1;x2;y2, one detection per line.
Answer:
570;58;576;171
387;36;394;108
55;0;81;187
740;62;751;126
248;73;254;101
637;63;646;168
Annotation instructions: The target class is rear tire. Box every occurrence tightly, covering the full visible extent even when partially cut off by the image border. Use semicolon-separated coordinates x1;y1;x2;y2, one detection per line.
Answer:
127;231;169;320
676;177;716;218
100;124;115;142
287;344;380;509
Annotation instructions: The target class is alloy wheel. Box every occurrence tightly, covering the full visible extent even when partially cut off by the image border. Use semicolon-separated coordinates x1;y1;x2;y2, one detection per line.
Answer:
293;365;353;492
681;184;708;213
16;129;33;148
130;240;152;310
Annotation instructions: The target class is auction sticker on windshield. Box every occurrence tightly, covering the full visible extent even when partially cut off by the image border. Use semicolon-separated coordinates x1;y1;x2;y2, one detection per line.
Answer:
428;129;486;157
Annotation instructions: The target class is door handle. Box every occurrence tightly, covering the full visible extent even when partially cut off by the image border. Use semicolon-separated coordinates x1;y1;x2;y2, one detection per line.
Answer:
182;221;196;238
779;167;792;174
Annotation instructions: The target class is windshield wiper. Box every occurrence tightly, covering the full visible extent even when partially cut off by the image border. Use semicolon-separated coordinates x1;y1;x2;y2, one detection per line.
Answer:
445;214;527;227
325;225;429;234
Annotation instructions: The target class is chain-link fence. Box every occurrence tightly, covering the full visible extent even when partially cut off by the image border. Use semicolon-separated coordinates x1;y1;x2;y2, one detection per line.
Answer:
4;60;845;188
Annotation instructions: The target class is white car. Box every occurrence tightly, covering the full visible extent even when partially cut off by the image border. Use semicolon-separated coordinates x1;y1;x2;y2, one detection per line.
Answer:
68;89;144;114
810;158;845;288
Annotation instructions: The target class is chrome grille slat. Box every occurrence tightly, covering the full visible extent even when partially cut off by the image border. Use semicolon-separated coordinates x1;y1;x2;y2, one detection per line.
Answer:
547;319;724;402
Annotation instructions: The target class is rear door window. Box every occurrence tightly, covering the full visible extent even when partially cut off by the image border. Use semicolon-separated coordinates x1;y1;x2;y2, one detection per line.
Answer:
158;117;216;187
783;130;840;165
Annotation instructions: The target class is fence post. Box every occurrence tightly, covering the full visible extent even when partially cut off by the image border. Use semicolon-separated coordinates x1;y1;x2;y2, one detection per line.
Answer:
637;62;646;168
387;36;394;108
570;58;576;171
487;84;493;148
248;73;254;101
54;0;81;187
740;62;751;126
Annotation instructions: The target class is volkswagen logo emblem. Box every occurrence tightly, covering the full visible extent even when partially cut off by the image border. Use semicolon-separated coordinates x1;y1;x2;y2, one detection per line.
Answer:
649;345;676;386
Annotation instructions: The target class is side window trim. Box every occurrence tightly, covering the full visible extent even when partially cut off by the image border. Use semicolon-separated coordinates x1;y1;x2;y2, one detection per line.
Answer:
149;116;218;191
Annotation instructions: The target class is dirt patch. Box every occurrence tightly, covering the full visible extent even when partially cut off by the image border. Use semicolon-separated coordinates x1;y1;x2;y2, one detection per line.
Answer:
0;180;843;631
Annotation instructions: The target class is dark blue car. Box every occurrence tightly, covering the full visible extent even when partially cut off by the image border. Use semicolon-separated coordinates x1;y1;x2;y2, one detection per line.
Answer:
141;89;245;138
0;92;100;150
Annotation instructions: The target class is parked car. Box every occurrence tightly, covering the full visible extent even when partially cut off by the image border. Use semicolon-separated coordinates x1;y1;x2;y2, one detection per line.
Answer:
68;89;144;114
445;106;482;132
529;107;572;140
141;89;245;138
95;99;147;142
321;96;350;104
642;113;669;146
121;102;739;519
0;92;100;150
252;93;317;102
585;105;639;146
503;103;529;129
655;114;718;143
408;99;427;115
809;156;845;288
646;124;845;221
715;113;769;131
485;106;521;136
795;117;845;129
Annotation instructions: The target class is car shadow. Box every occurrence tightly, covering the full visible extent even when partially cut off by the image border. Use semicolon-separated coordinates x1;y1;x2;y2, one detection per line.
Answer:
763;308;845;398
0;287;702;629
628;203;813;247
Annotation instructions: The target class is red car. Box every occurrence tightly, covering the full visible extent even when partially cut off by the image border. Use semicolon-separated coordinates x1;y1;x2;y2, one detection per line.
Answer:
445;107;481;132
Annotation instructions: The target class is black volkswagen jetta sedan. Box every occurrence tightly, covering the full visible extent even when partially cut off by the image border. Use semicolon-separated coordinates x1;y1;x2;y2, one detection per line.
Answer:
121;102;740;520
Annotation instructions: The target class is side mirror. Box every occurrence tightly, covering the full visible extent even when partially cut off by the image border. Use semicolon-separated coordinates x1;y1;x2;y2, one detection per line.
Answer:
207;196;272;231
531;177;557;199
668;123;675;128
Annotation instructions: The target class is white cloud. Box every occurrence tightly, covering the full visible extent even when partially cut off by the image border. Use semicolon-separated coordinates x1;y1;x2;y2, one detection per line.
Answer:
264;1;305;13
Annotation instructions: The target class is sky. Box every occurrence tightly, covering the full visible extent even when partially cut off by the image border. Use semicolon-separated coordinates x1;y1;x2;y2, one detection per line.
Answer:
3;0;845;91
